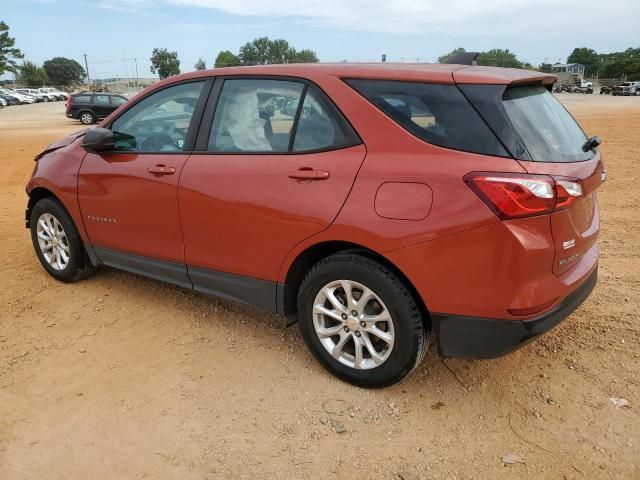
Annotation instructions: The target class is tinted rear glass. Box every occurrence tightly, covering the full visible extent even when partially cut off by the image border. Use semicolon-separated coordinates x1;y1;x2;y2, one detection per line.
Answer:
346;79;508;157
73;95;91;104
502;85;594;162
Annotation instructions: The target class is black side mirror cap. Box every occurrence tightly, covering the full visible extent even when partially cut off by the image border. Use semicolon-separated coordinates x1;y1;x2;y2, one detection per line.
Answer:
82;127;114;152
582;135;601;152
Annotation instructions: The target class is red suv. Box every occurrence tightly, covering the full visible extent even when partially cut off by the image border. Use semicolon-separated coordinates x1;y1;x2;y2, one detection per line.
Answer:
26;64;603;387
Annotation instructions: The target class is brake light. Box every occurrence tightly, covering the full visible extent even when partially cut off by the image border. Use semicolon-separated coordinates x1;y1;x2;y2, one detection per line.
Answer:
464;172;584;220
65;96;73;110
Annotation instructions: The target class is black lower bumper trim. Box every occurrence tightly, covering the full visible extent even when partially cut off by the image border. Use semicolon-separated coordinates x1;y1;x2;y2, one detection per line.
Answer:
433;268;598;358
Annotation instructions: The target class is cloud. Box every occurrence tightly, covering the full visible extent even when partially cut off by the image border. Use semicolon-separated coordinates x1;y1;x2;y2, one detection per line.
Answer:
98;0;639;37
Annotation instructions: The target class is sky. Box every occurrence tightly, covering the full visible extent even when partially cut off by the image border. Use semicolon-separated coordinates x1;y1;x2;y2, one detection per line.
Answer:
2;0;639;80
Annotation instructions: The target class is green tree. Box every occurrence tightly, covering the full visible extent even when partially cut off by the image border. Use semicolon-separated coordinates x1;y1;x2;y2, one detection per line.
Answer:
194;58;206;70
598;47;640;79
238;37;272;65
0;21;24;76
539;62;553;73
42;57;85;86
237;37;319;65
150;48;180;79
289;49;318;63
17;61;47;87
567;47;600;77
214;50;240;68
438;47;467;63
477;49;523;68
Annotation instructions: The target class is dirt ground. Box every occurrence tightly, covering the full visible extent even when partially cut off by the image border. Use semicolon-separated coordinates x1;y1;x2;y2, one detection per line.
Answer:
0;95;638;480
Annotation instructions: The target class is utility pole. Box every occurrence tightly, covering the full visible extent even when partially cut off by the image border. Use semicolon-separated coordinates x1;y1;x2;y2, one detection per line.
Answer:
134;58;139;89
83;54;90;87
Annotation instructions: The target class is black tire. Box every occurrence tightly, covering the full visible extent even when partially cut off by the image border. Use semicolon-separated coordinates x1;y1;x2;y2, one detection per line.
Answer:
30;197;96;283
79;111;96;125
297;253;428;388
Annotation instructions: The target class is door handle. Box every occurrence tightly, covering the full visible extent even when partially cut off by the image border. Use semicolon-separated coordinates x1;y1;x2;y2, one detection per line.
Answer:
147;164;176;175
288;169;330;180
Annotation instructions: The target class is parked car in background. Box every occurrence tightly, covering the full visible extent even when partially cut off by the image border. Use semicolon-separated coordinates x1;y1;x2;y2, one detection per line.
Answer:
0;93;20;106
600;85;612;95
26;64;603;387
15;88;55;102
65;92;129;124
0;88;36;104
39;87;68;100
611;81;640;96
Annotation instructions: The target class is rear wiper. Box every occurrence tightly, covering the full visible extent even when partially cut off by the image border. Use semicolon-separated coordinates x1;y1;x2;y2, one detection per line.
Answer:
582;135;602;152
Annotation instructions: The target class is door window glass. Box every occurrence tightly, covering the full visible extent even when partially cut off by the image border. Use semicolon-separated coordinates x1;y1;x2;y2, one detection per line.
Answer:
292;87;355;152
111;81;204;152
110;95;127;106
95;95;110;105
208;79;304;152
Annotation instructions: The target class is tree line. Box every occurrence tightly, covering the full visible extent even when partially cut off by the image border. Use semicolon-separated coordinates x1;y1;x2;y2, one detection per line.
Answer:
150;37;319;79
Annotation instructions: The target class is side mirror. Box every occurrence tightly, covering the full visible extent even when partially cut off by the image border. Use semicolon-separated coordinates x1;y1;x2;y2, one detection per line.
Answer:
82;128;114;152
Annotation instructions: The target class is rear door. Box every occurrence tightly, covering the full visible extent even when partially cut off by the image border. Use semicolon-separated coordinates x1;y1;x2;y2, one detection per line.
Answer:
500;85;604;275
93;94;114;119
178;77;365;286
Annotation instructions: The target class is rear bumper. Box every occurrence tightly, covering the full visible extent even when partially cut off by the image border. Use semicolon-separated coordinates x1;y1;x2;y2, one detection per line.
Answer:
433;267;597;358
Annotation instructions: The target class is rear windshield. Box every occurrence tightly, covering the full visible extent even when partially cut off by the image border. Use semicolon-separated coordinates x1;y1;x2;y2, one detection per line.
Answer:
346;79;508;157
502;85;594;162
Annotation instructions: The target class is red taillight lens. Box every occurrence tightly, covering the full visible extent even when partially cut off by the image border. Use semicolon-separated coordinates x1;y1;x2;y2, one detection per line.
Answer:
464;172;556;220
465;172;585;220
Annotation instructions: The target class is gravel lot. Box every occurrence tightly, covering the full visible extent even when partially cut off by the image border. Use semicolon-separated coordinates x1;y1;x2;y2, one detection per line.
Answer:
1;96;639;479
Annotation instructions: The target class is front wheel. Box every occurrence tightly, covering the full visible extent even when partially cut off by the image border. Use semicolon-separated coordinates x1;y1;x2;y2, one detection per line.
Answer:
30;197;96;282
297;253;428;388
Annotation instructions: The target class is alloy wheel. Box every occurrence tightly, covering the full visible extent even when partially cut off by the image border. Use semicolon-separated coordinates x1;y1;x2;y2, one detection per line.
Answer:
313;279;395;370
36;213;70;271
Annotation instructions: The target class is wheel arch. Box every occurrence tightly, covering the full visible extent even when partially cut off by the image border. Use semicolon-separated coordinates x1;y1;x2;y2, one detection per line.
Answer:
26;187;61;228
280;240;430;329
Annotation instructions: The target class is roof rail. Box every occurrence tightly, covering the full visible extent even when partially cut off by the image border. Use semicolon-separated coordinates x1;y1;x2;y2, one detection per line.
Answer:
441;52;480;66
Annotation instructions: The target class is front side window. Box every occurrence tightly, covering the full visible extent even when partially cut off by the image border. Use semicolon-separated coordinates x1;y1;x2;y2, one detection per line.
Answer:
110;95;127;106
346;79;508;157
111;81;204;153
209;79;304;153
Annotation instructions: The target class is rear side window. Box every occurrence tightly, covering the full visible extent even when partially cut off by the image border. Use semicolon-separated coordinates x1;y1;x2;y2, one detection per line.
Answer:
502;85;593;162
94;95;110;105
293;87;356;152
209;79;303;152
73;95;91;104
207;79;360;153
346;79;508;157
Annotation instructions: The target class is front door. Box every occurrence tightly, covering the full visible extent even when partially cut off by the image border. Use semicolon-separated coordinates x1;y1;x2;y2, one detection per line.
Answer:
178;78;365;292
78;80;208;271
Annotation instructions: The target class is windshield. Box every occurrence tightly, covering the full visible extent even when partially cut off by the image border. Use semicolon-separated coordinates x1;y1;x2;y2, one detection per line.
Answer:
503;85;594;162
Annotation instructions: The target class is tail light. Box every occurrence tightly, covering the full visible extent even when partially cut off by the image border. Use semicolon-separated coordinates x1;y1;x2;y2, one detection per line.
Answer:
65;96;73;110
464;172;584;220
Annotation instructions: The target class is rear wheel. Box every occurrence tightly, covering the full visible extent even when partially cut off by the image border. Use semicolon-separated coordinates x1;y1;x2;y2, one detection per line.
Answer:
30;198;96;282
79;111;96;125
297;253;428;388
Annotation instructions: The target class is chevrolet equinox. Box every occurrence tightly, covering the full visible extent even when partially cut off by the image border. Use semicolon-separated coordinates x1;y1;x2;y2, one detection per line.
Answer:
26;63;603;387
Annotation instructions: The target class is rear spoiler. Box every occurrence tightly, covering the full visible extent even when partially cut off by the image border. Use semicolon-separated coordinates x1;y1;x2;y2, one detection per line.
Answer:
441;52;480;65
